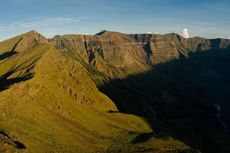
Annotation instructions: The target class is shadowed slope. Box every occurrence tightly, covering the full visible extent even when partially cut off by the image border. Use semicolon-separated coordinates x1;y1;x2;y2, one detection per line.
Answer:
99;48;230;153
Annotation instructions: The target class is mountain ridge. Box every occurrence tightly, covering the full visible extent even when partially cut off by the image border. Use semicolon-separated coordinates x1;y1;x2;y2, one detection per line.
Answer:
0;30;226;42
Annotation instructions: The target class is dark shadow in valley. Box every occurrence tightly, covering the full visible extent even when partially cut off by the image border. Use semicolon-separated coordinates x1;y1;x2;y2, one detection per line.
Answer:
99;48;230;153
107;110;121;113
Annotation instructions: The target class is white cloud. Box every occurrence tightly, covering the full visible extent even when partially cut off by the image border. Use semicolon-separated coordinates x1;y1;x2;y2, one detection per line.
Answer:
0;16;87;40
182;28;189;39
12;17;80;29
0;16;82;32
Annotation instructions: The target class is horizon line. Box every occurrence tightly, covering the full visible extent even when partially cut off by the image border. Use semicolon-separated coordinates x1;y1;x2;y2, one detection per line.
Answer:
0;29;229;42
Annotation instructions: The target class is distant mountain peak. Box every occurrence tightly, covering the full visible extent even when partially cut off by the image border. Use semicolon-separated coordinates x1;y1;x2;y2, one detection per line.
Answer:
0;30;48;53
95;30;109;35
24;30;47;39
29;29;39;34
95;30;119;36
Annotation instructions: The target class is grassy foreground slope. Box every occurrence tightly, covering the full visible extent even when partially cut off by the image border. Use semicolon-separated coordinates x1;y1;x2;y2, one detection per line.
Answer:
0;31;195;153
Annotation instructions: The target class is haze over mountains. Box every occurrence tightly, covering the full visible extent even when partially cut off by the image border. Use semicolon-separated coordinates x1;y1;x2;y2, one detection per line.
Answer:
0;30;230;153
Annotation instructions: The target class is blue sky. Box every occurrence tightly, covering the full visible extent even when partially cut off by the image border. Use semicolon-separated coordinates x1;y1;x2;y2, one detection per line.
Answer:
0;0;229;40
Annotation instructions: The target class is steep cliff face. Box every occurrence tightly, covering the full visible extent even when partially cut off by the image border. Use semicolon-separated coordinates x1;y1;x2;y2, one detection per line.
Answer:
128;33;230;64
52;31;150;78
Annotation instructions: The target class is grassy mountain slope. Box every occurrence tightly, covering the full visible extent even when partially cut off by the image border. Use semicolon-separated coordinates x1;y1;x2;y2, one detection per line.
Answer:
0;30;230;153
0;30;48;54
